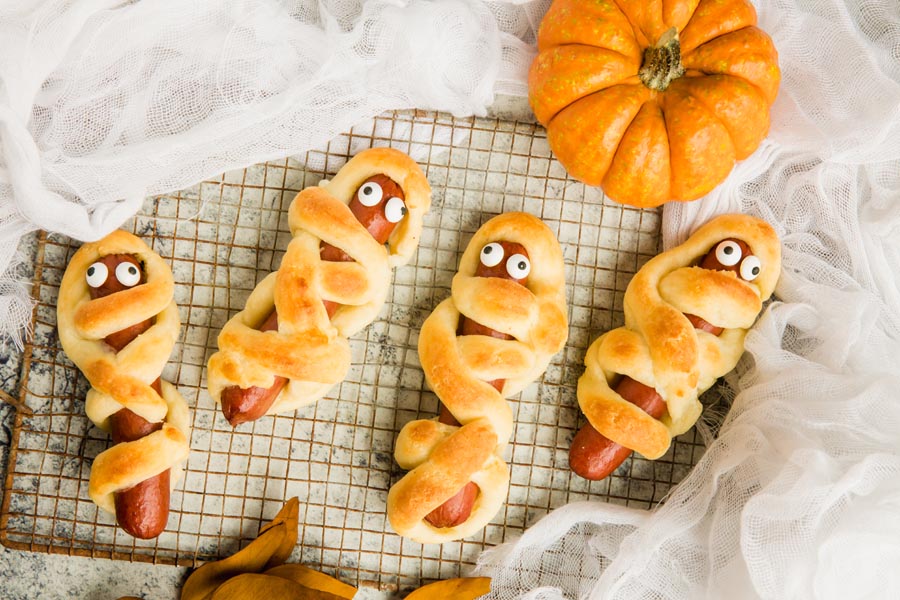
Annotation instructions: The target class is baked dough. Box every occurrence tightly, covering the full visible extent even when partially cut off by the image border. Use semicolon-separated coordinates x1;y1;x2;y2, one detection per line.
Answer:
388;212;568;543
577;213;781;459
56;230;190;515
206;147;431;415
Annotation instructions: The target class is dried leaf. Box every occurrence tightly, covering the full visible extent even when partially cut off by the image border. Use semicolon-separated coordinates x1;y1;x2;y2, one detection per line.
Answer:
258;497;300;570
405;577;491;600
264;564;357;599
209;573;347;600
180;525;288;600
181;498;300;600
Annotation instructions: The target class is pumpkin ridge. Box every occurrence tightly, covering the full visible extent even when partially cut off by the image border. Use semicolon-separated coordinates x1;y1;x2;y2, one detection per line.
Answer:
677;74;769;158
660;87;736;200
681;26;780;103
607;93;649;182
678;0;758;53
577;85;647;183
659;99;677;202
546;83;646;130
676;81;744;158
681;25;762;64
540;73;643;129
528;45;641;124
544;42;640;65
680;26;752;59
609;0;652;48
547;84;649;186
535;0;643;61
602;100;672;207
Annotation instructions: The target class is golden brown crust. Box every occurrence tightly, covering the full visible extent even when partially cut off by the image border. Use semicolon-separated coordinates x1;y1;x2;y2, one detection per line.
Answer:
577;214;781;459
56;230;190;520
388;212;568;543
206;147;431;417
388;420;500;535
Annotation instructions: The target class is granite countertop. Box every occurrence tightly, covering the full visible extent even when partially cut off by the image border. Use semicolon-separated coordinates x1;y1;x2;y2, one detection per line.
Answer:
0;97;536;600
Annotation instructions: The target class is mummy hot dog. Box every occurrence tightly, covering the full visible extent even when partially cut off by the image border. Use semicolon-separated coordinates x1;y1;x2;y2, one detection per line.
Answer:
425;239;530;529
207;148;431;425
388;213;568;543
57;231;190;538
570;214;781;480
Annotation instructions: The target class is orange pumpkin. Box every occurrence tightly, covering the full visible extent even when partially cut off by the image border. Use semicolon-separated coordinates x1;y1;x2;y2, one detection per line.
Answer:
528;0;780;208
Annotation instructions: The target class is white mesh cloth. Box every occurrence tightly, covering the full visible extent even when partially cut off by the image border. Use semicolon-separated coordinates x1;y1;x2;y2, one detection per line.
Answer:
3;0;900;598
476;1;900;599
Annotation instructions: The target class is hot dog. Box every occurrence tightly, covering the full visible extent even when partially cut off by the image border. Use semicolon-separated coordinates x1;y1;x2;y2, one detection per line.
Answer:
569;238;757;480
425;241;530;529
220;175;407;426
388;212;566;544
85;254;169;539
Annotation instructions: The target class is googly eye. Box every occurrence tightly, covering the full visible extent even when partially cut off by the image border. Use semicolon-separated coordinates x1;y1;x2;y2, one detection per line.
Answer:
384;196;407;224
739;255;761;281
480;242;504;267
357;181;383;207
115;262;141;287
85;262;108;288
715;240;742;267
506;254;531;280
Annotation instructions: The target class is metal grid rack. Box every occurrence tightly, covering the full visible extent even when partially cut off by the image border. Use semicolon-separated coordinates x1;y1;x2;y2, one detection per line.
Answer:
0;110;706;591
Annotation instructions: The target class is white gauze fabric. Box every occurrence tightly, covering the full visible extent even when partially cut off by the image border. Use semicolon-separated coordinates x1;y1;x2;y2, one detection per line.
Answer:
0;0;546;348
477;0;900;599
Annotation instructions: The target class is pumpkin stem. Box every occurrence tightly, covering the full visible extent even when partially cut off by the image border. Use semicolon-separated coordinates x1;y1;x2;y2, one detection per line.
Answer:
639;27;685;91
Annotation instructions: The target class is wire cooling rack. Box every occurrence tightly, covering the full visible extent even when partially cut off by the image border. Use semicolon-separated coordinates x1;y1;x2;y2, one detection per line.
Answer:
0;110;706;591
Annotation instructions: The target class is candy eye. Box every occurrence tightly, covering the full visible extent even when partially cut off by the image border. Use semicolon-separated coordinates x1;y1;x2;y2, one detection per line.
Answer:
85;262;108;288
480;242;504;267
357;181;383;207
506;254;531;280
739;255;761;281
115;262;141;287
384;196;407;224
715;240;742;267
